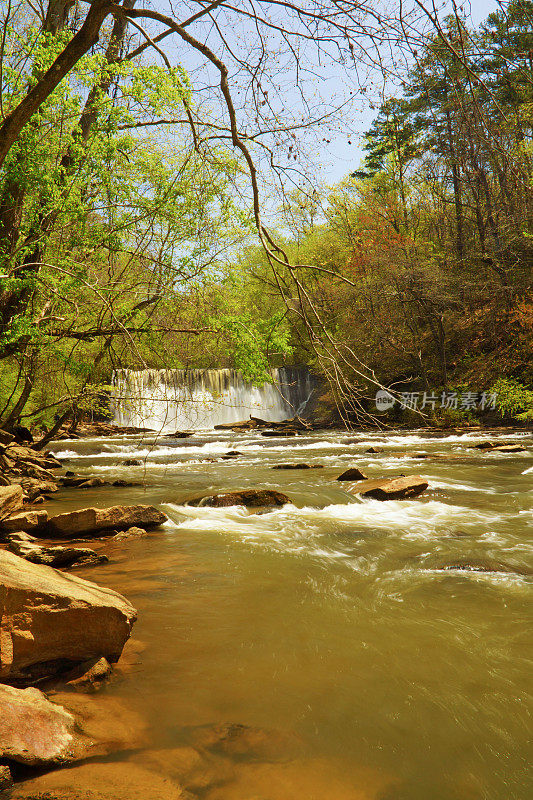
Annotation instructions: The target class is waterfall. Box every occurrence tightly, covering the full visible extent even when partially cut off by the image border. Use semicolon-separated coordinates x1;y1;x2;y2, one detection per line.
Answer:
112;367;314;431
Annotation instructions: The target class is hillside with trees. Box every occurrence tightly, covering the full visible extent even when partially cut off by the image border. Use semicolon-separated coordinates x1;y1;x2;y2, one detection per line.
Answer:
0;0;531;433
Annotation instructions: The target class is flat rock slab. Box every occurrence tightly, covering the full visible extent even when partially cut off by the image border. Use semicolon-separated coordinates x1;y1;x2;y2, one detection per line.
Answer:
44;504;167;538
0;485;24;521
0;549;136;685
0;509;48;534
5;532;108;568
336;468;368;481
349;476;429;500
190;490;290;508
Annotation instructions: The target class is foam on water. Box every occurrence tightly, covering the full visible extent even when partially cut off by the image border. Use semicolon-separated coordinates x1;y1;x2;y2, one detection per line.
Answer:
163;498;500;542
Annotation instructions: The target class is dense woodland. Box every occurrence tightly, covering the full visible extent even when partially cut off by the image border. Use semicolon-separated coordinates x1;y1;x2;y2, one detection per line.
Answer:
0;0;531;433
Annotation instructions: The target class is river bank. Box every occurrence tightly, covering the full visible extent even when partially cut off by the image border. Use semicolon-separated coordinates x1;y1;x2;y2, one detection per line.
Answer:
0;425;532;799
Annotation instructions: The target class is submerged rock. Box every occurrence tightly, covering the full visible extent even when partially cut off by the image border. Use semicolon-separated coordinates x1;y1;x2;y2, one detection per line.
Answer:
348;475;429;500
60;656;112;692
189;490;290;508
43;504;167;538
336;468;368;481
272;463;324;470
190;722;303;763
5;531;108;568
11;761;184;800
435;558;532;576
0;549;136;685
123;458;143;466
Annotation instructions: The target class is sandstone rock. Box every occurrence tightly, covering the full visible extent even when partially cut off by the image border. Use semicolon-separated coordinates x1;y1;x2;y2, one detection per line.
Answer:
44;504;167;538
272;463;324;470
11;762;185;800
111;526;147;540
18;478;58;502
0;509;48;534
348;475;428;500
0;549;136;685
5;444;61;470
136;746;235;793
336;468;368;481
61;656;112;691
0;429;15;445
491;444;526;453
190;490;290;508
5;532;108;569
0;484;23;520
164;431;192;438
0;683;88;766
365;447;380;454
0;686;146;770
78;478;108;488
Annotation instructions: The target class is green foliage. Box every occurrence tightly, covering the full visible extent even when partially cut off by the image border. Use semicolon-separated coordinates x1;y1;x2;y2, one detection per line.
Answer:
490;378;533;419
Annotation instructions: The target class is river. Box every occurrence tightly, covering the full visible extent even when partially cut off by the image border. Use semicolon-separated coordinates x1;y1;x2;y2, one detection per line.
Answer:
45;427;532;800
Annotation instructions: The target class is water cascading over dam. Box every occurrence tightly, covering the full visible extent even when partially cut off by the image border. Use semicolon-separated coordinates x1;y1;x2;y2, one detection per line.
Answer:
112;367;315;431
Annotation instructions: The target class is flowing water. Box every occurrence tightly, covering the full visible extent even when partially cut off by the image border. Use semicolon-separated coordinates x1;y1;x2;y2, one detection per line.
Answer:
112;367;315;430
46;427;532;800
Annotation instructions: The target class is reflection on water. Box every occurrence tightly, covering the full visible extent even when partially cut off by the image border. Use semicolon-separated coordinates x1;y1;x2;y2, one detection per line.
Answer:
44;428;532;799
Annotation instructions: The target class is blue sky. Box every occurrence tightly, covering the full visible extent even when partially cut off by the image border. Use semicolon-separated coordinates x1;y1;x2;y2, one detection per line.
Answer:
318;0;502;184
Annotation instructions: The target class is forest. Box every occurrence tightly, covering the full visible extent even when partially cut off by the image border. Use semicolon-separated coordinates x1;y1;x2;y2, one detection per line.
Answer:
0;0;531;433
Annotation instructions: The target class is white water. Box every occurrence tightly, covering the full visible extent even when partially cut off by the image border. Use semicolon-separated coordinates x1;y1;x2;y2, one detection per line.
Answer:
112;367;314;431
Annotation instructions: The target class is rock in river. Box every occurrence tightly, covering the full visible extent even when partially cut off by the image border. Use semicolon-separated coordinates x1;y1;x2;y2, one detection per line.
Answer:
0;684;146;768
0;509;48;535
43;504;167;538
0;549;136;685
189;490;290;508
272;463;324;470
347;475;429;500
5;531;108;568
336;468;368;481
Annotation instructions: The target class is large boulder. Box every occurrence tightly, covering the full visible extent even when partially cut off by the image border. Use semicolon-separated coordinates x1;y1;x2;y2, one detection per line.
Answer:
43;504;167;538
347;475;429;500
0;484;23;520
189;490;290;508
0;549;136;685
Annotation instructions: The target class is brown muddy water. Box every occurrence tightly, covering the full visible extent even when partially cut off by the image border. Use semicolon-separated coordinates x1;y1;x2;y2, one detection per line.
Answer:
35;429;533;799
